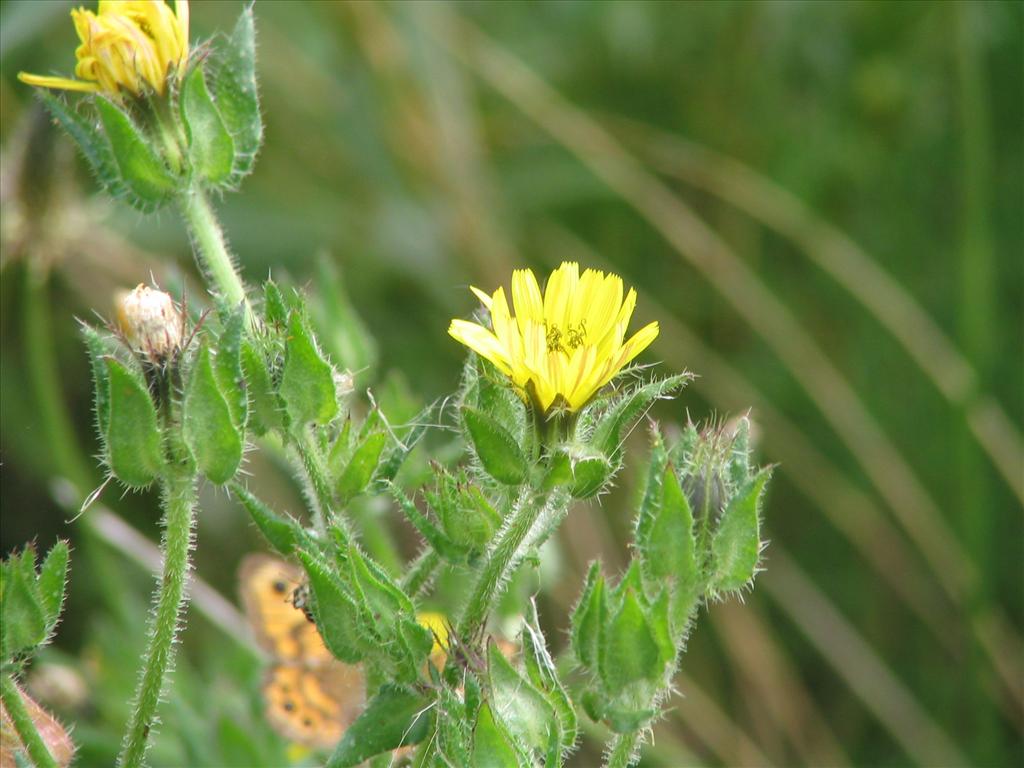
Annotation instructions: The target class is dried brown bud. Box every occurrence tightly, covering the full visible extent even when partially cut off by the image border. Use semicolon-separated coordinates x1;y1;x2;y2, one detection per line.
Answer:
116;284;183;362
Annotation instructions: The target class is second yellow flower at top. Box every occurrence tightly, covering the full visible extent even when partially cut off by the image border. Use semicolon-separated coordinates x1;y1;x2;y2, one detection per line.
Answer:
18;1;189;97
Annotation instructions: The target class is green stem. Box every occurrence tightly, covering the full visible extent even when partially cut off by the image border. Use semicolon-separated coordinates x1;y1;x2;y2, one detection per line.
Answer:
0;674;58;768
458;488;548;641
292;430;340;540
117;467;197;768
401;548;441;598
605;731;640;768
178;187;252;322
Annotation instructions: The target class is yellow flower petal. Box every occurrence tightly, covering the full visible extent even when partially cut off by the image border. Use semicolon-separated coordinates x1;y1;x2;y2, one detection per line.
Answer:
511;268;543;336
16;72;101;92
470;286;493;309
448;320;512;376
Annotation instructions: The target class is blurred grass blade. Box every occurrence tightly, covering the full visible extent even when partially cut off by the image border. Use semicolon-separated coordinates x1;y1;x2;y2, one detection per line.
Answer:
763;551;968;766
610;117;1024;508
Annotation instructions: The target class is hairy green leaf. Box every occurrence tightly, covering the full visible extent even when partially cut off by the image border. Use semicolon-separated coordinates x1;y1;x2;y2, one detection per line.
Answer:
104;359;163;487
709;468;771;593
37;540;70;632
215;305;248;429
463;406;527;485
327;685;433;768
184;344;242;484
472;701;524;768
591;373;690;459
231;482;301;556
181;65;234;185
38;91;125;198
279;312;338;427
95;98;176;208
296;552;365;663
241;341;281;435
212;6;262;179
488;643;554;754
336;432;386;503
599;587;664;695
1;550;46;659
570;561;605;670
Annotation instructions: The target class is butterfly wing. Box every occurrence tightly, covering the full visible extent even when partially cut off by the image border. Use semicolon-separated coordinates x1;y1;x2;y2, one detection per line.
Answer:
262;663;364;750
239;553;365;750
238;553;333;664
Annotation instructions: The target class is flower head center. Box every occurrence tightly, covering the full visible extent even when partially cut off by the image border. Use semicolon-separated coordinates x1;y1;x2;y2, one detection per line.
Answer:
546;320;587;354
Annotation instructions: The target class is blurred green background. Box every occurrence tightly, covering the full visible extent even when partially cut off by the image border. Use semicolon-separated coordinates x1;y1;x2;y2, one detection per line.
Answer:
1;1;1021;765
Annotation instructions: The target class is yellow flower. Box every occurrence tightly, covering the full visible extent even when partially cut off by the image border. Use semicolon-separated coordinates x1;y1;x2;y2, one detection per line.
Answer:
449;262;659;413
18;1;189;97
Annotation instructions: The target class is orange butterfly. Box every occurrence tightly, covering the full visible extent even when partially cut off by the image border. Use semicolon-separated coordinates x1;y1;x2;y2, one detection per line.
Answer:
238;554;364;750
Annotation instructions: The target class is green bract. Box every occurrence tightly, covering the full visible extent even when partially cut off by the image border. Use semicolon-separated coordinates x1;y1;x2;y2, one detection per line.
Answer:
104;358;164;488
180;66;234;186
1;542;70;665
95;97;176;209
211;6;263;181
328;686;433;768
280;312;339;428
183;343;243;485
709;468;771;594
462;405;528;485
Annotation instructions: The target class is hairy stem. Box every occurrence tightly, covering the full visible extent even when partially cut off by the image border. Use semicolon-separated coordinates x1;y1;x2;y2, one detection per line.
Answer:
0;674;58;768
292;430;351;542
178;187;252;323
117;467;197;768
401;548;441;599
605;731;640;768
458;488;548;641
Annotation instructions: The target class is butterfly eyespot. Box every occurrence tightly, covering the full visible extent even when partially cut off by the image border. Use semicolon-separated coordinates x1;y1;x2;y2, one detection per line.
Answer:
272;580;287;594
303;718;313;727
283;700;295;712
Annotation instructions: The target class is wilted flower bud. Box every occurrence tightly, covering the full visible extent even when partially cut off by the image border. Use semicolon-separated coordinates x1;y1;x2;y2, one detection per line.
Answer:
116;284;183;362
